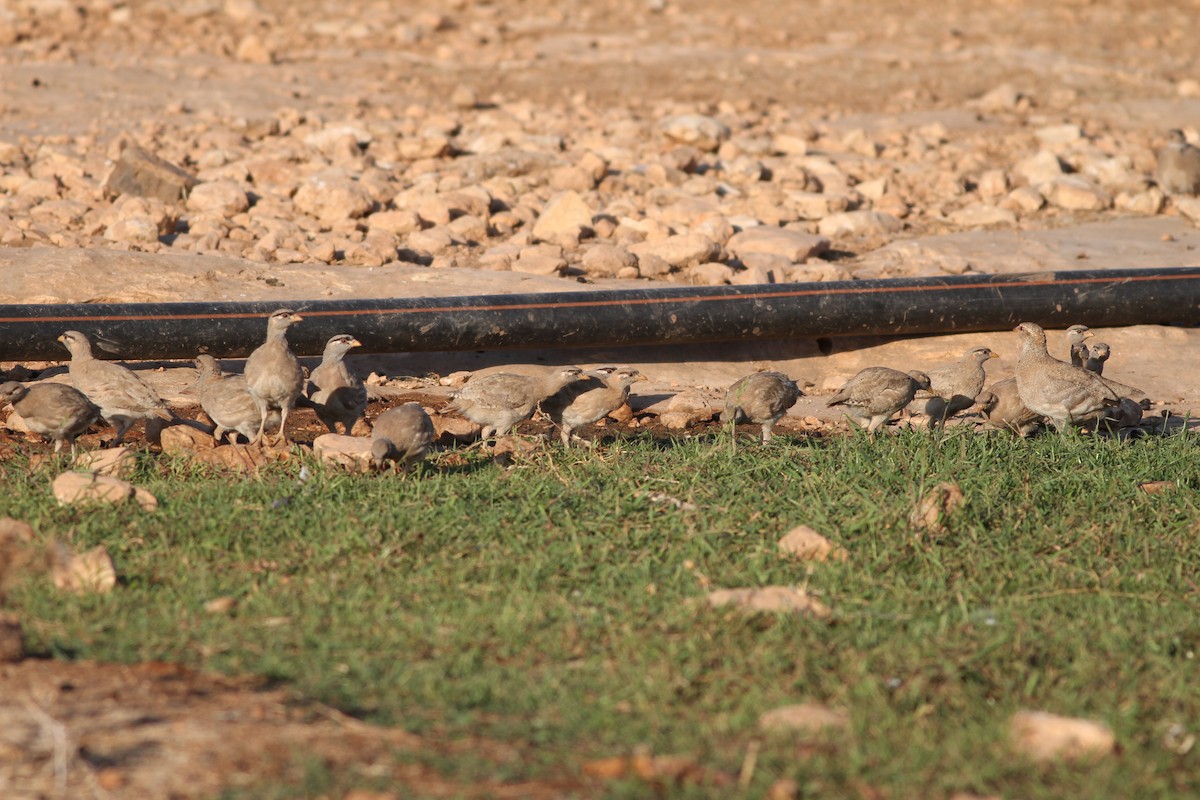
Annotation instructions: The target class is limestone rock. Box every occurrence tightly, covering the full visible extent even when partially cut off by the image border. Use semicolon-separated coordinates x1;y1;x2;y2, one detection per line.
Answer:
817;210;902;238
707;586;831;618
758;703;849;734
103;142;198;204
948;204;1018;227
73;446;136;478
160;424;218;455
1013;151;1065;186
659;114;731;152
52;471;158;510
293;170;376;222
778;525;848;562
1040;177;1112;211
532;190;594;243
186;180;250;216
727;227;830;263
580;243;636;277
49;540;117;594
629;234;719;269
313;433;373;471
1010;710;1116;762
513;244;567;275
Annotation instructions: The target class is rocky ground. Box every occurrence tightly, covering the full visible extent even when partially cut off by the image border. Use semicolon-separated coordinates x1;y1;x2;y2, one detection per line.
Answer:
2;0;1200;796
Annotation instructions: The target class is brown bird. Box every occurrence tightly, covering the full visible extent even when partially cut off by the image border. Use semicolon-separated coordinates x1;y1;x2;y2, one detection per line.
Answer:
447;366;586;441
826;367;931;439
1065;324;1093;368
1156;129;1200;196
1085;342;1110;375
914;346;997;428
542;367;647;447
307;334;368;435
371;403;436;470
1014;321;1118;432
57;330;174;446
0;380;100;454
244;309;304;444
721;370;802;444
194;355;280;443
978;378;1043;437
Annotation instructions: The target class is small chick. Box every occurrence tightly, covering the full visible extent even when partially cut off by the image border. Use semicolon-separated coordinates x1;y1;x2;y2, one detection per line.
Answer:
542;367;647;447
0;380;100;453
307;334;368;434
1156;129;1200;196
371;403;435;470
915;346;997;428
1065;324;1093;368
1014;321;1118;432
447;366;586;441
244;309;304;444
826;367;931;439
194;355;280;443
57;330;174;446
978;378;1043;437
1085;342;1110;376
721;371;802;444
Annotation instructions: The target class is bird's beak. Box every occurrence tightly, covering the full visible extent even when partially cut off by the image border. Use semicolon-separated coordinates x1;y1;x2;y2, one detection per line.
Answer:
1012;325;1021;332
636;374;648;382
293;314;303;322
1084;331;1094;340
349;338;362;348
989;352;999;359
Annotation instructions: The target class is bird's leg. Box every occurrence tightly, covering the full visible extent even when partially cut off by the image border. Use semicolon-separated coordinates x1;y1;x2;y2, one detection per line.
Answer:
110;418;132;447
276;405;291;445
760;423;772;445
252;406;268;445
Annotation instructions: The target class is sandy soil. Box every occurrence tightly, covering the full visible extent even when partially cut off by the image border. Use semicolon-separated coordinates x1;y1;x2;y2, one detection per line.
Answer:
2;0;1200;796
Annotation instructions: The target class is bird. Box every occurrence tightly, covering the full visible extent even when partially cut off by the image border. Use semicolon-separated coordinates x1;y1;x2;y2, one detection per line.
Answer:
0;380;100;454
720;370;802;444
977;378;1043;437
1065;324;1093;368
446;366;586;441
913;346;997;428
542;366;647;447
1156;129;1200;196
1013;321;1119;432
57;330;175;446
1085;342;1110;375
306;334;368;435
826;367;931;439
193;355;280;444
371;403;436;470
243;309;304;445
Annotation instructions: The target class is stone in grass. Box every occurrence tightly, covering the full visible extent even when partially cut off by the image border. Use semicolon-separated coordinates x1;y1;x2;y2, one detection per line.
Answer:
1010;710;1116;761
190;443;290;474
48;539;117;595
160;425;217;455
707;586;830;618
313;433;372;472
758;703;849;734
909;481;965;538
777;524;848;562
74;446;136;478
52;471;158;511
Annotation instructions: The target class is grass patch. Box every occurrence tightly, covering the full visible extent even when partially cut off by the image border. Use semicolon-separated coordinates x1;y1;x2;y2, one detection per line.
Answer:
5;428;1200;797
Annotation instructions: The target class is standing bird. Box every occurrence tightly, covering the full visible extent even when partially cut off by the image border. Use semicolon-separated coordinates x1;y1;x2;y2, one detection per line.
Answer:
1085;343;1110;376
0;380;100;454
371;403;436;471
57;330;174;446
194;355;280;444
978;378;1043;437
1156;129;1200;196
1065;324;1093;368
720;370;802;444
914;346;997;428
244;309;304;445
1013;321;1118;432
307;334;368;434
542;367;647;447
826;367;931;440
447;366;586;441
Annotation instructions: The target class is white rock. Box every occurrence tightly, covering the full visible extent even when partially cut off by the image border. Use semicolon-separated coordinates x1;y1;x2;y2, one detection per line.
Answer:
580;243;636;277
1175;197;1200;223
948;204;1018;227
105;216;161;243
313;433;372;471
659;114;731;152
977;169;1010;198
1034;124;1083;147
1013;151;1065;186
293;169;375;222
1040;176;1112;211
513;244;567;275
186;180;249;216
1003;186;1045;213
759;703;849;733
976;83;1023;112
817;211;902;238
727;227;830;263
368;209;422;236
687;262;734;285
1010;710;1116;762
629;234;720;269
1115;187;1165;216
532;190;594;242
52;471;157;511
787;191;850;220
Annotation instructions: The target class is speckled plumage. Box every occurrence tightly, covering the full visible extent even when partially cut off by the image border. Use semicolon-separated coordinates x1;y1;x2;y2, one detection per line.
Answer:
194;355;280;443
978;378;1042;437
1014;321;1119;432
307;334;367;435
0;380;100;453
58;330;173;446
543;367;646;447
721;371;802;444
827;367;931;438
1156;129;1200;196
371;403;435;469
244;309;304;444
447;366;585;440
1065;325;1093;368
914;347;997;428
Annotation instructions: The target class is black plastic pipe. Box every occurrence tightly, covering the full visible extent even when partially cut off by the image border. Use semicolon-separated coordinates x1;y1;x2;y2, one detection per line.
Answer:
0;267;1197;361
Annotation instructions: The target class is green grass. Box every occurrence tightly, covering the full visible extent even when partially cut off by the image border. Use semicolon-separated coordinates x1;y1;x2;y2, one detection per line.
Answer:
5;427;1200;798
